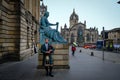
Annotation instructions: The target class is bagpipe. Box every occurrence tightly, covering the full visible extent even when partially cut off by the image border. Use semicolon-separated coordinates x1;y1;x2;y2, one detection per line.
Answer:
45;45;54;65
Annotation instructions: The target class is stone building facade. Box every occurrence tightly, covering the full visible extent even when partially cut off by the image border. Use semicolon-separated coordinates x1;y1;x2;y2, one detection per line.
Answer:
61;9;98;46
0;0;40;63
108;28;120;45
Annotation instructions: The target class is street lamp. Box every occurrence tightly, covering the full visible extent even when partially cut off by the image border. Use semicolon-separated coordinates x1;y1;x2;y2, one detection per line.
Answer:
117;1;120;4
102;27;105;60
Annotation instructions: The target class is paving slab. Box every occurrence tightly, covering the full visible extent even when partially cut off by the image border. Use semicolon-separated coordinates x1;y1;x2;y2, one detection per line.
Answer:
0;47;120;80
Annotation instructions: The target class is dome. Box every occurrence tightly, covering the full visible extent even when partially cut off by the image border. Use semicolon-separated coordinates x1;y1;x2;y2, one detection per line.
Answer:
70;9;79;20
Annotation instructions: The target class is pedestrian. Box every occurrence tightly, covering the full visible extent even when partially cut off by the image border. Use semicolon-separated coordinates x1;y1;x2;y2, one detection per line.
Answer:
34;43;37;54
41;38;55;77
71;45;76;56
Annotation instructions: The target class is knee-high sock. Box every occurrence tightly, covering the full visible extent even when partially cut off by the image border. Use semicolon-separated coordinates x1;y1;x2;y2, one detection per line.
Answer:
45;66;49;74
49;66;53;74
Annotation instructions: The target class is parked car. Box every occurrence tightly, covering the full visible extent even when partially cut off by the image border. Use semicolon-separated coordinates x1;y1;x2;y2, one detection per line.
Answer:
90;45;96;49
83;45;96;49
83;45;91;49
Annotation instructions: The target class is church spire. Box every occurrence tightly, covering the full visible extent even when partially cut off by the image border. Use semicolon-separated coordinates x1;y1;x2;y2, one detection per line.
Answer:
73;8;75;14
84;20;86;25
61;26;62;30
64;23;67;29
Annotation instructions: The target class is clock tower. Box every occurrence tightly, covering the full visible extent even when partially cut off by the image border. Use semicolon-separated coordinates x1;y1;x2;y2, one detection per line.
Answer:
69;9;79;28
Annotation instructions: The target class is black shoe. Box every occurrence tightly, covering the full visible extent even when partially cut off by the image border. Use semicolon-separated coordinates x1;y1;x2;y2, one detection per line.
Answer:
46;73;49;76
49;74;54;77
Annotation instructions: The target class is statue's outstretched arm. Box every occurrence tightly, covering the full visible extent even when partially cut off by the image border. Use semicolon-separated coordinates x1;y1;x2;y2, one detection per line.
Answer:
46;18;56;26
49;23;56;26
46;18;59;31
48;20;59;31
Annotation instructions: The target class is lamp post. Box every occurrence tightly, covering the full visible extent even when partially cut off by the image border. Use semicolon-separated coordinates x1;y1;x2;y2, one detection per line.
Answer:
102;27;105;60
117;1;120;4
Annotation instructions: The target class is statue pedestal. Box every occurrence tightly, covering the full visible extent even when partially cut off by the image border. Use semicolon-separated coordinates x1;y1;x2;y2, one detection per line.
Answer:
37;44;70;69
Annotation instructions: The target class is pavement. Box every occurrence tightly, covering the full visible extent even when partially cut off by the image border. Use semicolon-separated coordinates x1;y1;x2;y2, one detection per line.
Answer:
81;48;120;63
0;47;120;80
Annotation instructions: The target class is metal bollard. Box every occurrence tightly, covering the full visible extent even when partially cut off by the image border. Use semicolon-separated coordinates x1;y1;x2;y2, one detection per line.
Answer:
79;50;82;53
91;52;94;56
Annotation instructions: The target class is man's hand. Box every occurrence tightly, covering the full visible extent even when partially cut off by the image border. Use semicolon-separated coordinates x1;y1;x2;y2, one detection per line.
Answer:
56;22;59;31
56;22;59;25
46;51;50;53
46;50;52;54
49;49;52;52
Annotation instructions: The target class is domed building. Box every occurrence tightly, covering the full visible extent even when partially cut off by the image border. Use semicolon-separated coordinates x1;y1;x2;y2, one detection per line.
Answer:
61;9;99;46
70;9;79;28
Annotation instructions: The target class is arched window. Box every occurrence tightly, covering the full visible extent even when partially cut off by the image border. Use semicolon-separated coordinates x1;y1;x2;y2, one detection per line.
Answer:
77;27;83;43
86;33;90;41
92;35;94;42
27;27;30;49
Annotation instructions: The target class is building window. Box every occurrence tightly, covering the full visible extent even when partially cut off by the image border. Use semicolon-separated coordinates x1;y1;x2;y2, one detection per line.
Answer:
67;33;69;36
21;0;24;4
27;27;30;49
114;35;116;38
67;38;69;42
77;27;83;43
71;33;74;44
0;10;1;17
86;34;90;41
92;35;94;42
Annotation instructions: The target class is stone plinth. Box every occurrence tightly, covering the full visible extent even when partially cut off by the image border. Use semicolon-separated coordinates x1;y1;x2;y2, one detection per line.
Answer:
37;44;70;69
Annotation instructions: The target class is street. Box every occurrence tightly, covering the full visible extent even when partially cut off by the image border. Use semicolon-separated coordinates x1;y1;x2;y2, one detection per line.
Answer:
0;0;120;80
82;48;120;63
0;47;120;80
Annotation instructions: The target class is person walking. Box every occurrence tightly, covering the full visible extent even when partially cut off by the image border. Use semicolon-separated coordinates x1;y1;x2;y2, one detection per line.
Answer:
41;38;55;77
71;45;76;56
34;42;37;54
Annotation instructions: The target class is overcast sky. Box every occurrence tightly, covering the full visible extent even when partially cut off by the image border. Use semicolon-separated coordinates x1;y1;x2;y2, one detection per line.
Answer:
43;0;120;34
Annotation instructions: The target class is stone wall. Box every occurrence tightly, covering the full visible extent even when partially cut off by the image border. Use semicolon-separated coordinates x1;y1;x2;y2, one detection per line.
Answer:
108;29;120;44
84;29;98;44
19;0;40;60
0;0;40;63
0;0;20;62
